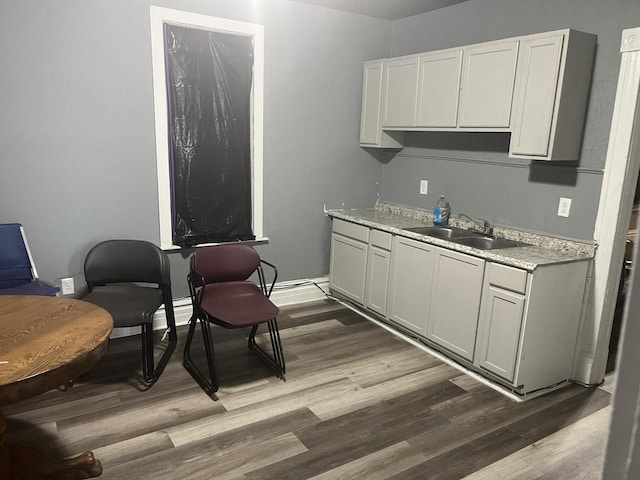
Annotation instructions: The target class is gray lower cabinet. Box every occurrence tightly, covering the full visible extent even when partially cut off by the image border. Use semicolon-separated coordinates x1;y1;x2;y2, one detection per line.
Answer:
427;247;485;361
329;219;369;305
387;236;435;336
474;261;589;392
328;218;590;394
476;284;525;381
365;230;393;316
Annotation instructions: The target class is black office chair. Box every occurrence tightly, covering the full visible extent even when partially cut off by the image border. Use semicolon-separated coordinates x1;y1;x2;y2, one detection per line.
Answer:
83;240;177;387
183;244;285;399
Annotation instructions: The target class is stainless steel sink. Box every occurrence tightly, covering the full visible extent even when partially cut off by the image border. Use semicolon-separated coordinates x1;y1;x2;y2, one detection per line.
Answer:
451;236;530;250
403;226;482;239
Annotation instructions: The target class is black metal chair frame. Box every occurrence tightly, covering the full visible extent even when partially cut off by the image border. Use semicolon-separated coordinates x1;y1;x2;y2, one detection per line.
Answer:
183;255;285;400
84;240;177;387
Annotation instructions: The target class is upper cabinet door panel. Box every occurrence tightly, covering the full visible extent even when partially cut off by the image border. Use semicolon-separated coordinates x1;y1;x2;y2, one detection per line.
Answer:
510;34;564;157
415;50;463;128
360;61;384;145
381;56;419;128
458;41;519;128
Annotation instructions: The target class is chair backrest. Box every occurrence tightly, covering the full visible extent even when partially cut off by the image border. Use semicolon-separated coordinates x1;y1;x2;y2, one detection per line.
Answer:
0;223;37;289
190;244;260;287
84;240;171;289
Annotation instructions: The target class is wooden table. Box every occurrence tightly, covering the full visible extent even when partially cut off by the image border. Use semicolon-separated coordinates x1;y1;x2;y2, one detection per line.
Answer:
0;295;113;480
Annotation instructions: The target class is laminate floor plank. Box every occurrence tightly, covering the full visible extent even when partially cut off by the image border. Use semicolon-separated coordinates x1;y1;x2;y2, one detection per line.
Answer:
461;405;611;480
221;342;439;411
106;432;307;480
2;300;612;479
309;363;460;421
307;441;428;480
244;382;463;480
407;382;601;464
391;426;533;480
101;408;320;480
168;377;359;447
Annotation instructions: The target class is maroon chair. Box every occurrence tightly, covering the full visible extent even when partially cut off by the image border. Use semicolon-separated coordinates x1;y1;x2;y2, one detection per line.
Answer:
183;244;285;399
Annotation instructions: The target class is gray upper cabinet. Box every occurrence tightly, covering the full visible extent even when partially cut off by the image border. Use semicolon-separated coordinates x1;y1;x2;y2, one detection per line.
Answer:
457;41;518;129
381;55;419;128
509;30;596;160
360;28;596;160
359;60;403;148
415;49;463;128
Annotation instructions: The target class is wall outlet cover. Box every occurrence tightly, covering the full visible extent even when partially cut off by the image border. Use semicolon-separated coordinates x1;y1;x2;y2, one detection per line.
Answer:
61;277;75;296
558;197;572;217
420;180;428;195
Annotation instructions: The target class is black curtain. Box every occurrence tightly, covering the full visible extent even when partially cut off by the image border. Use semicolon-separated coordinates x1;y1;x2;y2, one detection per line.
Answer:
165;24;255;247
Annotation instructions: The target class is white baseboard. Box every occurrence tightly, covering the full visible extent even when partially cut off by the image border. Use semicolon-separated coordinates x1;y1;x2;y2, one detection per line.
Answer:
109;276;329;339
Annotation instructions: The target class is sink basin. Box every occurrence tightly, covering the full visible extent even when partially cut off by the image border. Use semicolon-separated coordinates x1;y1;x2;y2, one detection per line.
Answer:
403;226;482;239
451;236;530;250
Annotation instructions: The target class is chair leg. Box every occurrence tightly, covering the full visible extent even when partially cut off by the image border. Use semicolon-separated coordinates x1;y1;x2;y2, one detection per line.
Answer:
141;324;154;382
182;315;219;399
140;321;177;387
248;318;286;380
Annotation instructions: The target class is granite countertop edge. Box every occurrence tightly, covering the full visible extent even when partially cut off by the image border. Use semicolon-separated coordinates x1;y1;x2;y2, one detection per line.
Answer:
326;204;596;271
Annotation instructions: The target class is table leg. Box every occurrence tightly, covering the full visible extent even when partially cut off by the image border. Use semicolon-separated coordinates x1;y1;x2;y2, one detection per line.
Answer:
1;410;103;479
1;412;10;479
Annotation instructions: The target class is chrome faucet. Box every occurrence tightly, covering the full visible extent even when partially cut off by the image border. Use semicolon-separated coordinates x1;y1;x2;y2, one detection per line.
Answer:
459;213;494;236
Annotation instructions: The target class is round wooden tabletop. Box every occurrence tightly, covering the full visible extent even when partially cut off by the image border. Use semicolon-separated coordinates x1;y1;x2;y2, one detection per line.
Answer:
0;295;113;407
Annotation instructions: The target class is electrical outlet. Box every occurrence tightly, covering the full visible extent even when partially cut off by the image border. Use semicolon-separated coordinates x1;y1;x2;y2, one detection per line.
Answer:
61;277;75;296
558;197;572;217
420;180;428;195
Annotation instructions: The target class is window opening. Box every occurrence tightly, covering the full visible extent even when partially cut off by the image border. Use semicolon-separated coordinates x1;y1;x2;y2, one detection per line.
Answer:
150;7;265;249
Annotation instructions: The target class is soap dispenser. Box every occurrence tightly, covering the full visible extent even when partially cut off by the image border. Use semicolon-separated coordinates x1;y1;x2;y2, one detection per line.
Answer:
433;195;451;226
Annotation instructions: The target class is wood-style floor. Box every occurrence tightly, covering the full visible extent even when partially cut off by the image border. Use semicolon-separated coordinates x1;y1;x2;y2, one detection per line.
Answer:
4;299;612;479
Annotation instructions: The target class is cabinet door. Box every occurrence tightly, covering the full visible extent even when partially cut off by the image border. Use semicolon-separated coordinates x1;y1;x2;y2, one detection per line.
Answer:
381;56;419;128
458;41;519;128
329;233;368;305
365;245;391;316
415;50;463;128
360;61;384;145
509;34;563;157
476;286;525;381
427;248;484;360
387;236;435;335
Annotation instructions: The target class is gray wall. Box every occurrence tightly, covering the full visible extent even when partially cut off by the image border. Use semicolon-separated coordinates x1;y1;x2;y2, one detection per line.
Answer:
0;0;390;298
376;0;640;240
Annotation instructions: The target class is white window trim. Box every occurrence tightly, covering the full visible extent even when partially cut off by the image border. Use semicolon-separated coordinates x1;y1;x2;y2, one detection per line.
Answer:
149;6;265;249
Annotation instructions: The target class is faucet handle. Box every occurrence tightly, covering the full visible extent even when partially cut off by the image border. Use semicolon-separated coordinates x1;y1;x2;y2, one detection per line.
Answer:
478;218;493;236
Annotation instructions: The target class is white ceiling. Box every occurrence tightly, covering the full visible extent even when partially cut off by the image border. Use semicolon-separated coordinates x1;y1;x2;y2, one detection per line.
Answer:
289;0;471;21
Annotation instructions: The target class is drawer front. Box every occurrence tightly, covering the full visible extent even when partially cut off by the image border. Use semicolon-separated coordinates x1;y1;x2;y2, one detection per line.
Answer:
370;229;392;250
333;219;369;243
488;262;527;294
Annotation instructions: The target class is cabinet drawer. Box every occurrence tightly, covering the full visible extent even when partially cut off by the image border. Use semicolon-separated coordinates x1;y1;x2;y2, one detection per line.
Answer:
370;229;392;250
487;263;527;294
333;219;369;243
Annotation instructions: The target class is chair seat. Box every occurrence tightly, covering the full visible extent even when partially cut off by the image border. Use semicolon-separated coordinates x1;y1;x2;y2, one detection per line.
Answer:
0;280;60;296
83;285;163;327
199;281;279;328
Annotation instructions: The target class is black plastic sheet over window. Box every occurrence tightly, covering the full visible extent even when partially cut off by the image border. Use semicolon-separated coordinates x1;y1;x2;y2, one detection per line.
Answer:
165;24;255;247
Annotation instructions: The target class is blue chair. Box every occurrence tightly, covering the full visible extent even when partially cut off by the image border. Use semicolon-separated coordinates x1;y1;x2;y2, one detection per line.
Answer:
0;223;59;296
